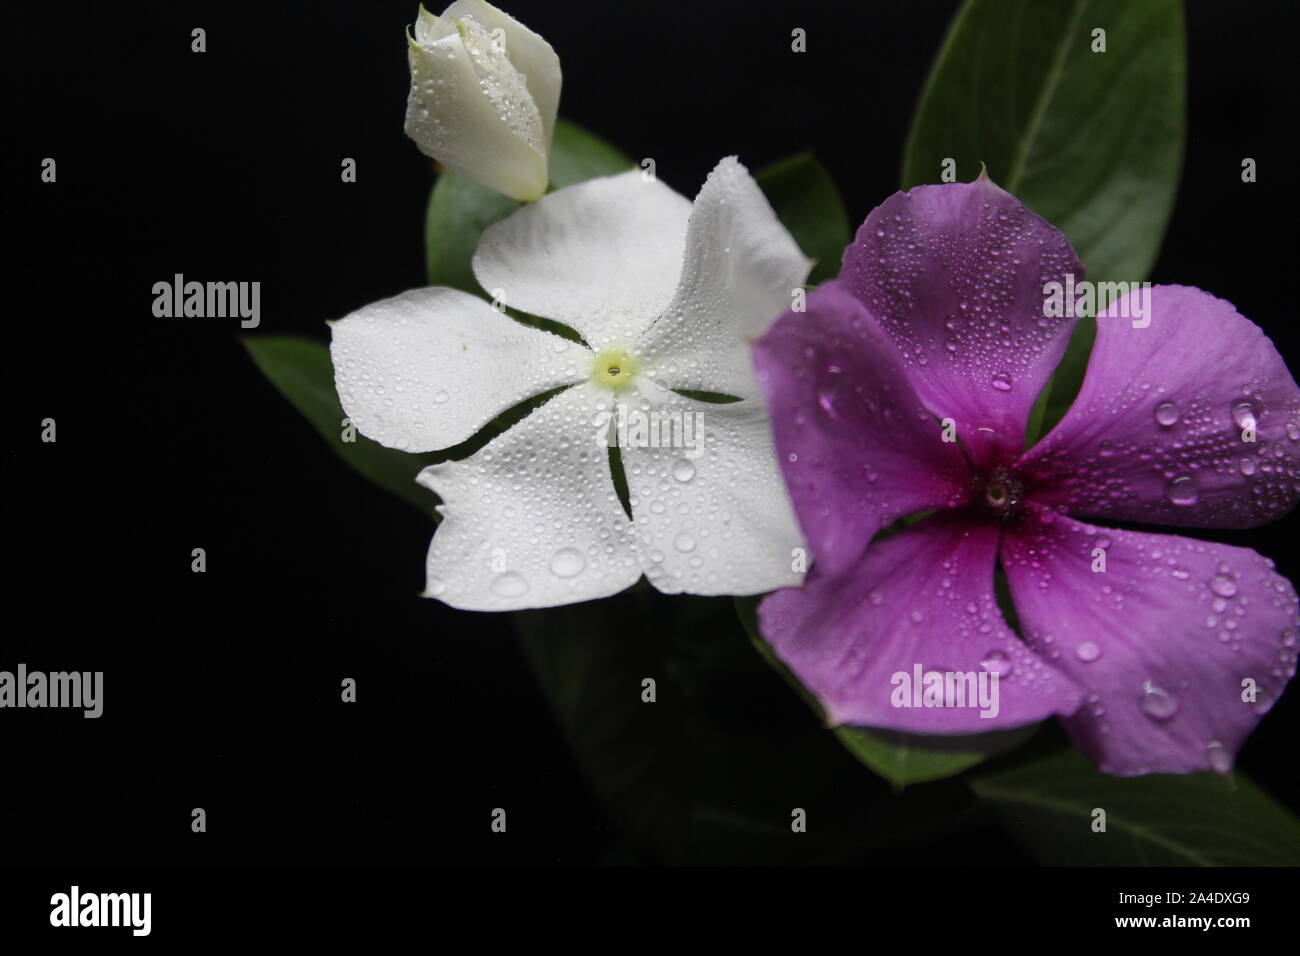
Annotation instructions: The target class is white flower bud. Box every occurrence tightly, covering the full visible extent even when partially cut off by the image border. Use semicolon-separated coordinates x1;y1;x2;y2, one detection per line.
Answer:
404;1;561;201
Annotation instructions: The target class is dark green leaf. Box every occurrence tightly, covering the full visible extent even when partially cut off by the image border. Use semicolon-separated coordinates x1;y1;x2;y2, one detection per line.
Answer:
241;335;438;517
972;748;1300;865
903;0;1185;442
756;153;852;285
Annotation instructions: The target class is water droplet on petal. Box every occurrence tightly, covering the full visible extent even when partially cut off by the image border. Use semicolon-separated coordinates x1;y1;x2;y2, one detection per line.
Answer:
1206;740;1232;774
673;533;696;553
548;548;585;578
1139;682;1179;720
490;572;529;597
1210;575;1238;598
991;372;1012;392
980;650;1013;675
671;460;696;483
1231;400;1257;430
1075;641;1102;662
1154;401;1179;427
1166;474;1198;506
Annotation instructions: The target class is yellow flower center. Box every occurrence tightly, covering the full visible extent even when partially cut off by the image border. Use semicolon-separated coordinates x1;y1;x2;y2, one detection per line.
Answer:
591;348;639;391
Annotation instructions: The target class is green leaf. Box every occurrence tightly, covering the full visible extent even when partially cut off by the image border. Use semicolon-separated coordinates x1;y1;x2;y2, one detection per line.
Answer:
834;723;1039;790
424;118;633;291
546;118;635;189
903;0;1185;440
423;172;519;293
241;335;437;518
737;596;1032;787
972;749;1300;865
755;153;852;285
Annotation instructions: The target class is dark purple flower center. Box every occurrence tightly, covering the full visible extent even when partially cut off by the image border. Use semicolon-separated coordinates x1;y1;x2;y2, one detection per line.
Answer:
975;465;1026;520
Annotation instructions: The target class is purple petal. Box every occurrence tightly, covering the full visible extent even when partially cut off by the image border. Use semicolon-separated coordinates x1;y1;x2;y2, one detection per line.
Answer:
1021;285;1300;528
1002;504;1299;775
752;281;972;576
758;513;1082;733
839;175;1084;468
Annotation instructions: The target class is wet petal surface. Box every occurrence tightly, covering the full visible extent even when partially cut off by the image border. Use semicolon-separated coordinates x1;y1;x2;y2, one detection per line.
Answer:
839;175;1084;468
419;382;641;610
1002;504;1299;775
1021;285;1300;529
759;513;1082;733
330;286;582;452
753;281;972;576
621;379;804;596
638;157;811;402
473;171;690;347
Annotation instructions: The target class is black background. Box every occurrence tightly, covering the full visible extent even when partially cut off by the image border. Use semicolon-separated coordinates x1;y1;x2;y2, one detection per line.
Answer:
7;0;1298;868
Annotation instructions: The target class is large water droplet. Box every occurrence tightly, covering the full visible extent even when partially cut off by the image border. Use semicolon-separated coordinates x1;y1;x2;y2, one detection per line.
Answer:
673;533;697;553
1206;740;1232;774
1166;474;1198;506
991;372;1012;392
1139;682;1179;720
1209;575;1238;598
1154;401;1179;427
671;460;696;483
980;650;1013;676
490;572;529;597
1075;641;1102;662
548;548;585;578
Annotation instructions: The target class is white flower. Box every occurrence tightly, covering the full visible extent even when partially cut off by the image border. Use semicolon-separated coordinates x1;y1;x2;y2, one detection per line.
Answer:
331;158;811;610
405;1;561;202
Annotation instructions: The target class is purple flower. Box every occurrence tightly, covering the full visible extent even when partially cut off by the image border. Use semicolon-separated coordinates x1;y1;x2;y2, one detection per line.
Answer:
752;175;1300;776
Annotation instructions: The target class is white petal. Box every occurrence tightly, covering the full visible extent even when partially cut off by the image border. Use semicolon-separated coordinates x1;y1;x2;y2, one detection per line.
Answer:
413;5;445;44
473;171;691;348
404;20;548;201
330;287;584;452
420;382;642;610
621;380;804;596
439;0;561;151
637;156;812;400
